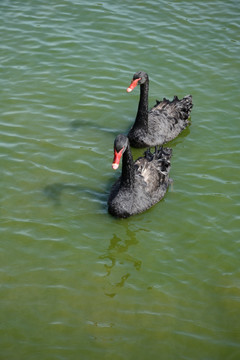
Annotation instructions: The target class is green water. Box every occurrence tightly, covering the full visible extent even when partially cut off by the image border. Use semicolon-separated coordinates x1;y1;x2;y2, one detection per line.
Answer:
1;0;239;359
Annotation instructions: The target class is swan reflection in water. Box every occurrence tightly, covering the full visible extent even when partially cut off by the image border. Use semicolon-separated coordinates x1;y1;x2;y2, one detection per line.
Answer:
99;228;141;298
43;183;105;208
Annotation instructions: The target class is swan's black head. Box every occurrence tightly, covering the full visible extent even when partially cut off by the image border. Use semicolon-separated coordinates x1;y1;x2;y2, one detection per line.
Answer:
127;71;149;92
112;134;129;170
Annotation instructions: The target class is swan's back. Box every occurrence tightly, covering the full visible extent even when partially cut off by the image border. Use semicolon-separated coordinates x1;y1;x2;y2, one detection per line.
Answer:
148;95;193;143
134;146;172;196
129;95;193;148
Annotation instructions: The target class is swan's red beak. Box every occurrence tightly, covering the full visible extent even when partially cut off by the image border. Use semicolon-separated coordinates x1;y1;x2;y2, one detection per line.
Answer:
127;78;141;92
112;148;124;170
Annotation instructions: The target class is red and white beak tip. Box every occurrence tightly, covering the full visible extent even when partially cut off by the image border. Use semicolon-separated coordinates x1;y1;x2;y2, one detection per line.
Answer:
126;78;140;93
126;87;133;93
112;163;119;170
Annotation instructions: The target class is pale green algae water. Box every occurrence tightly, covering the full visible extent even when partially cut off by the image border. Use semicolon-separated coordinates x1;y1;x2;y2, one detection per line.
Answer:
0;0;239;359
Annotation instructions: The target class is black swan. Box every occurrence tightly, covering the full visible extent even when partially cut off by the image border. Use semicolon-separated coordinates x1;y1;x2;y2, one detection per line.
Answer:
108;134;172;218
126;71;193;148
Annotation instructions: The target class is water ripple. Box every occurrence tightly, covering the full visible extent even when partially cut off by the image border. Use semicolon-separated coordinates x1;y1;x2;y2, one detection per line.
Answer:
1;0;239;358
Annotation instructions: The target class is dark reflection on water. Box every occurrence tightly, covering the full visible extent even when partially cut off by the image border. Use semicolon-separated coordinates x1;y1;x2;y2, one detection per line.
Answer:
99;228;141;298
43;183;106;206
166;122;191;147
70;119;118;134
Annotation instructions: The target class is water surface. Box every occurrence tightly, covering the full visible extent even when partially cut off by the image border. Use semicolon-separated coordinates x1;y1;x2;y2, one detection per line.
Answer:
1;1;239;359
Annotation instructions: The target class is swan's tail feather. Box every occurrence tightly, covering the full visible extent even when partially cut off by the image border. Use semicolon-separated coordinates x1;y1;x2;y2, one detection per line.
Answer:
144;147;153;161
154;146;172;160
144;146;172;160
155;146;172;175
153;94;193;120
143;146;172;175
178;94;193;120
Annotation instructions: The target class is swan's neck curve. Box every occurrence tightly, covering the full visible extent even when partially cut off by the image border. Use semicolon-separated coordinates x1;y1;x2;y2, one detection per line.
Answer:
121;144;135;190
134;79;149;131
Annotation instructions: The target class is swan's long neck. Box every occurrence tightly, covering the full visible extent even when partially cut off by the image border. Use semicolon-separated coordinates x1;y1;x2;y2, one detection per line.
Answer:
121;144;134;190
134;79;149;131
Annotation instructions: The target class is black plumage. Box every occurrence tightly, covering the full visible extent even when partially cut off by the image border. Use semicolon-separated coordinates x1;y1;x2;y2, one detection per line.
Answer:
127;71;193;148
108;134;172;218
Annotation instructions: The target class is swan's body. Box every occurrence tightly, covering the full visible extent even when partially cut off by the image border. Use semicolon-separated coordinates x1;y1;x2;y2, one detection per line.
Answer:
127;71;193;148
108;134;172;218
